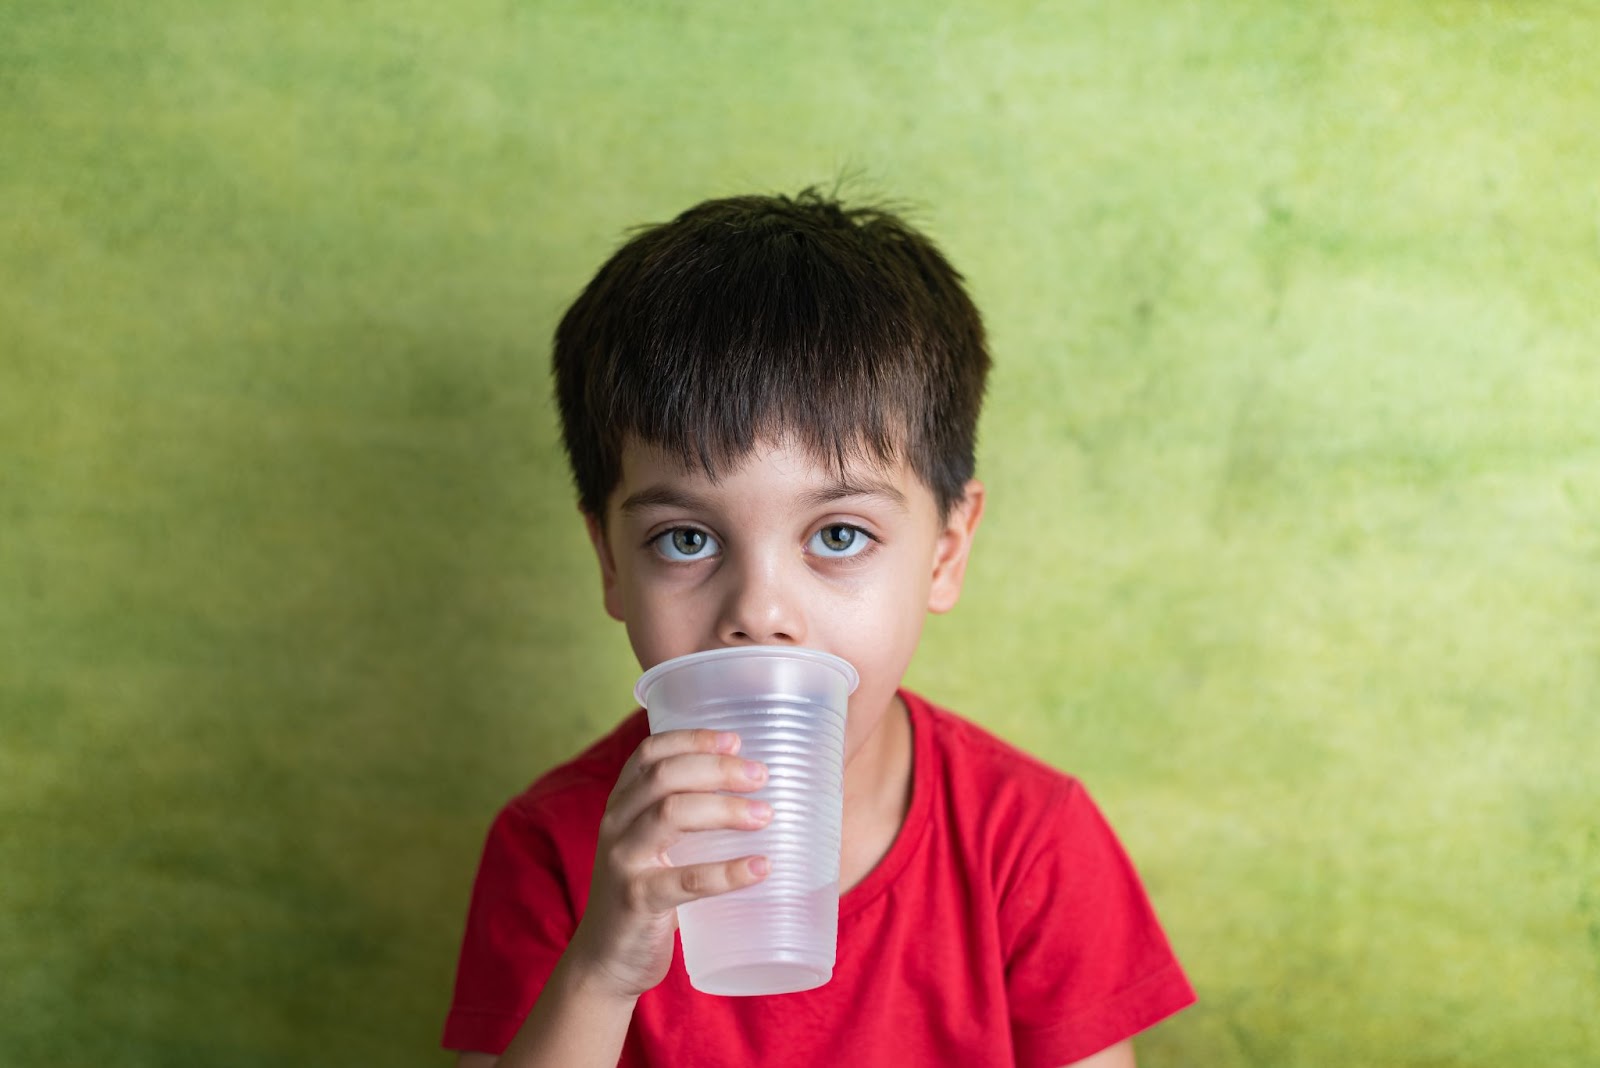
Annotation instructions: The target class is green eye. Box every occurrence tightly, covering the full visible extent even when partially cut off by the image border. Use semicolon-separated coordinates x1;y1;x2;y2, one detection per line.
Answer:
810;524;871;558
820;525;855;551
654;528;719;561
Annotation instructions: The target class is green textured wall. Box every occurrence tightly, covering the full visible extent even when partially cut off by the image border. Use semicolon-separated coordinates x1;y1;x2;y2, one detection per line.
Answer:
4;2;1597;1064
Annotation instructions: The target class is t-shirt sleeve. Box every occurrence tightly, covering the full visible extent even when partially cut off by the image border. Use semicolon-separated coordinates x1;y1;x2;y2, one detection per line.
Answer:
999;778;1196;1067
442;800;580;1054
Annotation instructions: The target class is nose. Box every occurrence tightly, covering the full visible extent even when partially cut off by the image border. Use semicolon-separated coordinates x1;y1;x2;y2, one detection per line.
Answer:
716;552;805;647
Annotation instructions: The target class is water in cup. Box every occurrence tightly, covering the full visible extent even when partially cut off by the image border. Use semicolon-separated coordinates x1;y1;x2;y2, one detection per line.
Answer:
634;645;858;996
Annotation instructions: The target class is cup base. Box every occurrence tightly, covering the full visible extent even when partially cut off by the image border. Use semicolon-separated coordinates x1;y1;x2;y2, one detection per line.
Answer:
689;962;832;997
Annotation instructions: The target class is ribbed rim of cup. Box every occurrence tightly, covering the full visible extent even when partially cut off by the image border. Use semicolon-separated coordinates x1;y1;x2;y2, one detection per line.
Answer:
633;646;860;707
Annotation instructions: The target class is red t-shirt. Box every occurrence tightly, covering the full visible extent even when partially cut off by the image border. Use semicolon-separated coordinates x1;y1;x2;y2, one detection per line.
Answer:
444;691;1195;1066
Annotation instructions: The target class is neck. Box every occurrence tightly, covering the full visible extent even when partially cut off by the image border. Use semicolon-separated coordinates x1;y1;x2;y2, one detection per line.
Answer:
838;691;914;892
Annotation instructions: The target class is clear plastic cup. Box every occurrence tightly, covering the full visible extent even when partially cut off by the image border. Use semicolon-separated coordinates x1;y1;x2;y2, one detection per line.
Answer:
634;645;858;996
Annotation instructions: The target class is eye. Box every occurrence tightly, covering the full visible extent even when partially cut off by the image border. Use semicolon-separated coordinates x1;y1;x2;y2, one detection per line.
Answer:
809;524;872;558
652;527;720;562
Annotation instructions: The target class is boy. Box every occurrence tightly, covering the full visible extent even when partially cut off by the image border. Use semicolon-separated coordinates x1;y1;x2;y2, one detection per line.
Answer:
444;191;1195;1067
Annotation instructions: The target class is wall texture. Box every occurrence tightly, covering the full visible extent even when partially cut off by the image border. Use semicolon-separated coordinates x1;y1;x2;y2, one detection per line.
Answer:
3;2;1597;1064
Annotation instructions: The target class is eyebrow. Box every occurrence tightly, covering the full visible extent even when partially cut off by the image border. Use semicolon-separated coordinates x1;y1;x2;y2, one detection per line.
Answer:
617;486;714;515
616;477;909;516
800;477;909;511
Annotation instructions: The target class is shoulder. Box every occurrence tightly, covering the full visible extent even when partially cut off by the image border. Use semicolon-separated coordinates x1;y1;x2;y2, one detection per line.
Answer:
899;695;1197;1059
904;690;1131;894
466;710;646;902
497;710;648;832
906;689;1079;804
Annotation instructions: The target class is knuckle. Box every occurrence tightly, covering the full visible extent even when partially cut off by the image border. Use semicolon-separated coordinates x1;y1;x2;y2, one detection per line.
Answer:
657;793;687;827
678;866;709;896
640;759;669;790
635;735;666;766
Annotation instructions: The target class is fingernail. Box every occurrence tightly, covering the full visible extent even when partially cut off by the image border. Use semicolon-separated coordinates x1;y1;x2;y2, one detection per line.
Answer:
715;732;738;753
743;761;766;782
747;800;772;823
749;857;771;877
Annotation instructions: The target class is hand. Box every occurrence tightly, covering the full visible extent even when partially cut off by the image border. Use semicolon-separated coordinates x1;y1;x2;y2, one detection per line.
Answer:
564;729;772;1001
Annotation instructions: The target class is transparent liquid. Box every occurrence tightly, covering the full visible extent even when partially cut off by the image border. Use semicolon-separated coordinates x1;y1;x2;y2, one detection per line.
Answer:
677;882;839;996
647;693;847;995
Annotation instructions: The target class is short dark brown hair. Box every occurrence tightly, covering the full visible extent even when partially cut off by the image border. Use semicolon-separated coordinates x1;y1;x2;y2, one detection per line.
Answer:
553;189;990;519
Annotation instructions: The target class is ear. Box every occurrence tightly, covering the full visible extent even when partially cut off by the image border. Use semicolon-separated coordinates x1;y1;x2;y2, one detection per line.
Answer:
583;509;626;622
928;479;985;614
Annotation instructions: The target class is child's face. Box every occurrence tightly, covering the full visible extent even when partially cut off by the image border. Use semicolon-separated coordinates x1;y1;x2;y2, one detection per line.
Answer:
586;436;984;756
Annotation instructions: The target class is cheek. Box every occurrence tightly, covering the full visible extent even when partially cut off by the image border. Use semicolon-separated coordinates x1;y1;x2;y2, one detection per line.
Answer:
618;568;721;667
838;565;931;690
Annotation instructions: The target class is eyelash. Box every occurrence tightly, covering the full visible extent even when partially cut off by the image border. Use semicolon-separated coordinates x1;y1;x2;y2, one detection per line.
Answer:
809;523;878;559
646;524;881;563
650;526;719;562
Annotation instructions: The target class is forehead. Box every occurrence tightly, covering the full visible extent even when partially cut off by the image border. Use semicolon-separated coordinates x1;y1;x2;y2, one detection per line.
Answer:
609;435;928;517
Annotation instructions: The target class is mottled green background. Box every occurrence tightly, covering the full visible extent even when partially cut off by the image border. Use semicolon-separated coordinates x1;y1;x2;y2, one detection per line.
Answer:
3;1;1597;1065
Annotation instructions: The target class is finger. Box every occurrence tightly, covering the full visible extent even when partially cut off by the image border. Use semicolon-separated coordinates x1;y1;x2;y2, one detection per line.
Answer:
639;855;772;912
614;728;740;792
649;792;774;836
610;793;772;869
606;751;769;830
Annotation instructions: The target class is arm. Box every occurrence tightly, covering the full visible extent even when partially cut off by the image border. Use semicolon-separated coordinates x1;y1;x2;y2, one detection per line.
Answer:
459;728;773;1068
1002;781;1195;1067
482;952;636;1068
1061;1039;1135;1068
